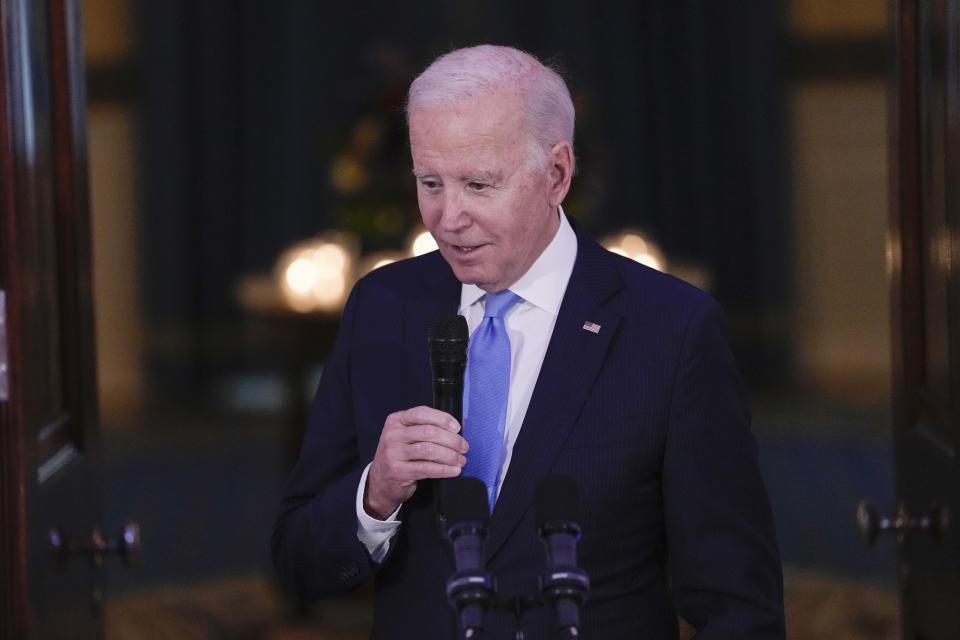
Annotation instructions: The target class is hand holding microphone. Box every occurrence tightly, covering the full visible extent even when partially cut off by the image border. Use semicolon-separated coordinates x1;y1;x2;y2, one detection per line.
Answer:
364;316;471;519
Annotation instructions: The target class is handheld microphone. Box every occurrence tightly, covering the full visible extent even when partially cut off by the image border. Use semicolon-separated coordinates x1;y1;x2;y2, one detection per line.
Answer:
537;475;590;639
440;476;496;639
428;315;469;426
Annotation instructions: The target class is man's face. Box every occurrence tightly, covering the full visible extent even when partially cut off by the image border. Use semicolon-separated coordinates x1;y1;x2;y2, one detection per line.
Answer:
409;88;562;293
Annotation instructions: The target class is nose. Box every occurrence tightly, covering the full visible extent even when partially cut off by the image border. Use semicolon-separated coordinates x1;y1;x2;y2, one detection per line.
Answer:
438;190;470;233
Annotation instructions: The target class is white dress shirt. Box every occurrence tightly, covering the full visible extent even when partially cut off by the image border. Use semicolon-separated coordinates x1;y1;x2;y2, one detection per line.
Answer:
356;208;578;562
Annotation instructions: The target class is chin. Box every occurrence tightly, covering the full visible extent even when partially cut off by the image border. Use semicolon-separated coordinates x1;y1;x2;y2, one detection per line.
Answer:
452;270;484;286
451;266;493;289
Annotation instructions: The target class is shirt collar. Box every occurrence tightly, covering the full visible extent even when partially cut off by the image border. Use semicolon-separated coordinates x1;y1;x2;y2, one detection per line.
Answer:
459;206;578;316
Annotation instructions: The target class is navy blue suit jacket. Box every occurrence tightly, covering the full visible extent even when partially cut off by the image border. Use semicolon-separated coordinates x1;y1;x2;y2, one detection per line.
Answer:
273;219;785;639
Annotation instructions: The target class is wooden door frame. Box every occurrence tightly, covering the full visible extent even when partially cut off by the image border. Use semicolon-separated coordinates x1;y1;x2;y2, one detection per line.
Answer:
0;0;99;637
0;0;33;633
890;0;960;500
889;0;925;636
889;0;923;436
890;0;960;636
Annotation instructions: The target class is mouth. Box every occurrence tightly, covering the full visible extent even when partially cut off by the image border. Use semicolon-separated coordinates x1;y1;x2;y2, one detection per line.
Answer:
448;243;486;256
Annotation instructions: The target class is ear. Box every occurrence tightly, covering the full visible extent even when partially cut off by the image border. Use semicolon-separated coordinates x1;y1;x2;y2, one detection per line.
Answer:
546;140;574;207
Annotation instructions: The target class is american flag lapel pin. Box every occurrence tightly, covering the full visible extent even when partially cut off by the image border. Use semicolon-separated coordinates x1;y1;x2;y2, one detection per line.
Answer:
582;321;601;334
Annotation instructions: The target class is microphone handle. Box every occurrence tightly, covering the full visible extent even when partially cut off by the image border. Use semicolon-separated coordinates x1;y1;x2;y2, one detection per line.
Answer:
433;377;464;426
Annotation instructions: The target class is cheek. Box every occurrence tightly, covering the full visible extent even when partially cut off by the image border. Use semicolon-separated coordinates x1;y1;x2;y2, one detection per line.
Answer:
417;193;439;226
511;194;541;234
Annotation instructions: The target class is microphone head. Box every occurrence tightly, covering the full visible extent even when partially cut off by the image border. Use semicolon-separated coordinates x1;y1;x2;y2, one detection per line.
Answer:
536;474;581;530
428;315;469;359
439;476;490;527
428;314;468;342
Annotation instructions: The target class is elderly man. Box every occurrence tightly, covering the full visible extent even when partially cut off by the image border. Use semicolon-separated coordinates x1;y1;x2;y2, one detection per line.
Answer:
273;45;785;639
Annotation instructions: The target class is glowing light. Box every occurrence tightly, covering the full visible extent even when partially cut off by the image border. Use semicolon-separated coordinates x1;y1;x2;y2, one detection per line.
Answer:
357;250;404;278
275;233;358;313
601;229;667;273
312;278;345;307
285;257;319;294
636;254;663;272
313;243;348;272
620;233;649;257
411;231;438;256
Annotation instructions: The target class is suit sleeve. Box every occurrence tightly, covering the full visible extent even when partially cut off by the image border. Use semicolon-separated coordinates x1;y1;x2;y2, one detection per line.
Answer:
271;281;378;600
662;299;786;639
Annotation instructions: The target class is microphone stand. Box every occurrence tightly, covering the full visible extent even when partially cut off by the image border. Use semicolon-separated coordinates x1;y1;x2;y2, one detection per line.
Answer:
439;477;496;640
539;555;590;639
536;475;590;639
445;522;496;640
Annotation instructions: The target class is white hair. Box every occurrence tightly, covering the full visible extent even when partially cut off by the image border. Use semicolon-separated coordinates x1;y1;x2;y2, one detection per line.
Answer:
406;45;575;171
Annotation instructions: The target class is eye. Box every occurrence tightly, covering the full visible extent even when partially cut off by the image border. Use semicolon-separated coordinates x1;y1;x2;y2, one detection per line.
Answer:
419;178;440;190
467;182;488;192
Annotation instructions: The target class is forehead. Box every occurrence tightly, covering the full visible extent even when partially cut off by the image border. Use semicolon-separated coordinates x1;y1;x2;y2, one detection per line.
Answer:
408;91;528;169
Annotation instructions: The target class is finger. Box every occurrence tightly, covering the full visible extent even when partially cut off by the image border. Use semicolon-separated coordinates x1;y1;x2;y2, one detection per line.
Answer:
404;441;467;467
394;424;468;454
397;406;461;432
376;452;461;482
410;461;462;479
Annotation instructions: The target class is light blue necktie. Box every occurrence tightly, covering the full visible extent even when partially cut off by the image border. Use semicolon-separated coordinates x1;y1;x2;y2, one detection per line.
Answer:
462;289;522;511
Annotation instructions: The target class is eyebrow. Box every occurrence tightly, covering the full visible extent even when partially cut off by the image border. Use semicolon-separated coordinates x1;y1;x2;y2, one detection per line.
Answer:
462;171;501;184
412;169;503;185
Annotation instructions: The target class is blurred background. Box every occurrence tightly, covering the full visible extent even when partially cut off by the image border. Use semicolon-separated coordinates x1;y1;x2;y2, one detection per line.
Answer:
82;0;897;638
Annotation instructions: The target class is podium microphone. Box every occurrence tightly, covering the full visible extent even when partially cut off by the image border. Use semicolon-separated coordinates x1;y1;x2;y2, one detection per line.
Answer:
440;476;496;639
537;475;590;639
428;315;468;426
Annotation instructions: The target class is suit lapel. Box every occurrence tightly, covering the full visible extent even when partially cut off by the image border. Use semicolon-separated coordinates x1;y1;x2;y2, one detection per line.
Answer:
486;226;623;560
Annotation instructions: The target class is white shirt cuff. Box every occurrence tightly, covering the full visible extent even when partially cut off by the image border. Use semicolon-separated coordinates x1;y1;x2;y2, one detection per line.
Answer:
356;462;401;563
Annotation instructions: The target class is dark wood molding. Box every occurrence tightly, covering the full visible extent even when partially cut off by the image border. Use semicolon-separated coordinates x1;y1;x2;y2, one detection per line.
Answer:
889;0;924;438
0;0;32;636
48;0;99;450
888;0;960;636
1;0;102;636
